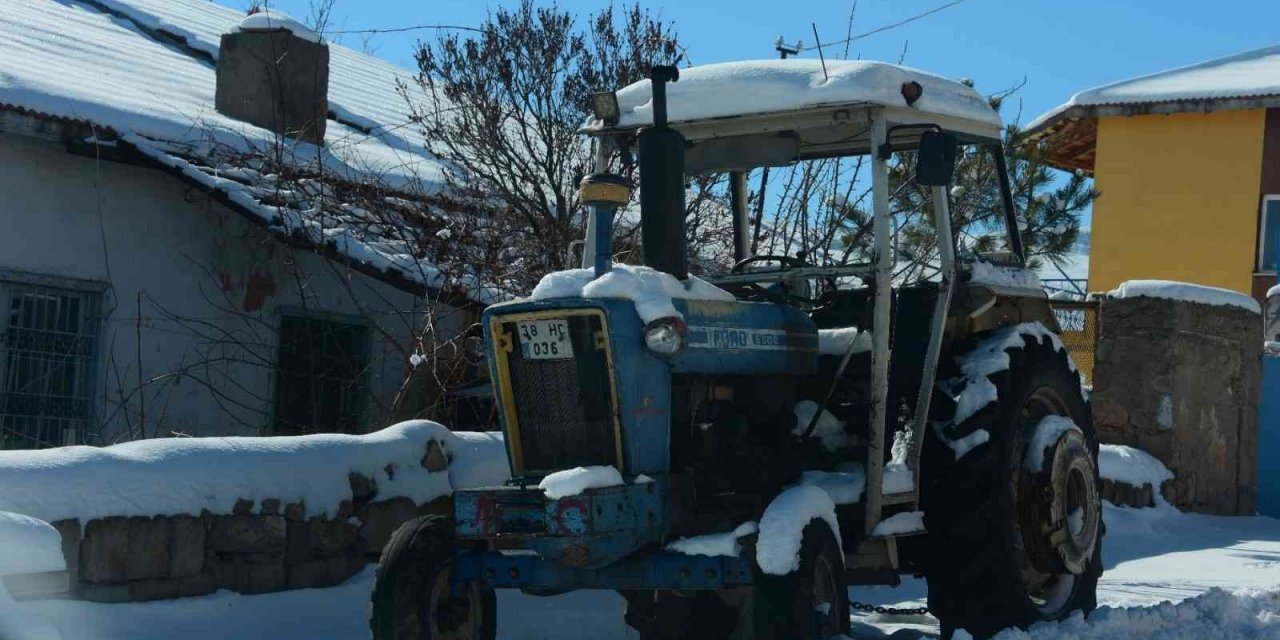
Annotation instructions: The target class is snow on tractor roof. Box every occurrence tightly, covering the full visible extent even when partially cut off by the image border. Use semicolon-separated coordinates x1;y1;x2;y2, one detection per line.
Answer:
594;59;1001;131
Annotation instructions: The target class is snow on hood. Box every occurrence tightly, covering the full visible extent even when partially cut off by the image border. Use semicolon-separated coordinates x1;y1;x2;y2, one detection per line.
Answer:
530;265;735;324
1108;280;1261;314
602;59;1001;130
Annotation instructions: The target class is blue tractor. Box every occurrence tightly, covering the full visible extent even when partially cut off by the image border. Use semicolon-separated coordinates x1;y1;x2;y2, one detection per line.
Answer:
370;61;1102;640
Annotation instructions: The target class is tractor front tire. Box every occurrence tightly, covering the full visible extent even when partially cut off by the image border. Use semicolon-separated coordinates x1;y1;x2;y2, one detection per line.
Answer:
370;515;496;640
921;329;1102;639
752;521;851;640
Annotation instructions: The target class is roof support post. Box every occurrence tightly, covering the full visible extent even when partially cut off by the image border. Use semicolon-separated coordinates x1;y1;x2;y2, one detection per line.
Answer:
901;184;957;508
991;144;1026;263
865;109;892;535
729;171;751;263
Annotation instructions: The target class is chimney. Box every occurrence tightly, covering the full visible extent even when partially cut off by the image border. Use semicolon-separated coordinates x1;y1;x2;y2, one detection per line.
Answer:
215;11;329;146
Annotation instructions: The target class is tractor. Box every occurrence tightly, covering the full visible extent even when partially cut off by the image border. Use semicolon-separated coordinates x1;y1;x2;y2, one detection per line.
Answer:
370;60;1102;640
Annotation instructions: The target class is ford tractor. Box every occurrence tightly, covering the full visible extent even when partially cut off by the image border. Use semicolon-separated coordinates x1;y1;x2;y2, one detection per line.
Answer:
370;60;1102;640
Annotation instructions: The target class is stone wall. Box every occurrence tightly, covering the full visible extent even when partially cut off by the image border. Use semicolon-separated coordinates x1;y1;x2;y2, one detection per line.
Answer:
42;445;452;603
1099;477;1162;509
1091;294;1261;515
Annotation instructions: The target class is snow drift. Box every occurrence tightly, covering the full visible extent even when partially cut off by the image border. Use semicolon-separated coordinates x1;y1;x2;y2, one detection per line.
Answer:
0;421;508;523
971;586;1280;639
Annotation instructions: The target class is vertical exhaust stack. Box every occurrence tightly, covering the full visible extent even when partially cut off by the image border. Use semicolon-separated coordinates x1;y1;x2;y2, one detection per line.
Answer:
638;66;688;280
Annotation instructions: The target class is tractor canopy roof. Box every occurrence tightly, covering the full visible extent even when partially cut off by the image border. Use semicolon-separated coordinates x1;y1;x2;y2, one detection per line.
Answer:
584;60;1004;172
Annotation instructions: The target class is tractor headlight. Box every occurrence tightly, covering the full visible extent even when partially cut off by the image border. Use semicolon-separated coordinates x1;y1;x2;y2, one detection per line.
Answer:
643;317;686;357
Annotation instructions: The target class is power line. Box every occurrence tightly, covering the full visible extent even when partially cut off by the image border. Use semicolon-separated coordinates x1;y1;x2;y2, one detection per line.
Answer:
328;24;483;35
802;0;971;52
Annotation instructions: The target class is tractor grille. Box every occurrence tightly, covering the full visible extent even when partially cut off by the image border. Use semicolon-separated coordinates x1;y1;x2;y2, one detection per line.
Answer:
498;313;619;473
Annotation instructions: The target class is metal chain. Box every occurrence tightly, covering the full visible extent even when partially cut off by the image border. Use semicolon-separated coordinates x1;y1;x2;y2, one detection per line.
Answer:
849;600;932;616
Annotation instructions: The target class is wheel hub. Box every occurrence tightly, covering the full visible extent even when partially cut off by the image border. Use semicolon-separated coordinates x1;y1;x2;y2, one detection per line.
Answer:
1025;428;1100;576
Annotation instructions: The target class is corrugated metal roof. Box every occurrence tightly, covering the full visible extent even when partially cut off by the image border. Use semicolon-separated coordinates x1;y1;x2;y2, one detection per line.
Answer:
1028;45;1280;134
0;0;490;301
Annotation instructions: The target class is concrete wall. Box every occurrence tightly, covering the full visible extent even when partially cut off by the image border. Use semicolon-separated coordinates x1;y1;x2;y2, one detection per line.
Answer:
1089;110;1265;295
1091;294;1262;515
0;133;467;441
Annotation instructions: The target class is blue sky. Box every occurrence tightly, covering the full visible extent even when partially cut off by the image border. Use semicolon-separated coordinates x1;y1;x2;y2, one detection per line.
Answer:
263;0;1277;232
266;0;1280;130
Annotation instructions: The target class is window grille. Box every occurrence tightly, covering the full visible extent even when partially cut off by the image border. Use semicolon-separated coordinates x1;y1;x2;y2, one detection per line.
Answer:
0;283;100;449
272;313;370;435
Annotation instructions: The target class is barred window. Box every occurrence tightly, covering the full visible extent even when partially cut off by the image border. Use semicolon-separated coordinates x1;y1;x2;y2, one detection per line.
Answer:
272;313;370;435
0;282;101;449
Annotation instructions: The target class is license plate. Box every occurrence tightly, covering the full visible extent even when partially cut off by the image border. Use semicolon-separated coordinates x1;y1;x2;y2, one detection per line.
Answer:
517;319;574;360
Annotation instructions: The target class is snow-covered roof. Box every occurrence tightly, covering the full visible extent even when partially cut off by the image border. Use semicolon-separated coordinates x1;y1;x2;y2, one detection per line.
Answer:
0;0;485;301
594;59;1002;132
1030;45;1280;132
1027;45;1280;173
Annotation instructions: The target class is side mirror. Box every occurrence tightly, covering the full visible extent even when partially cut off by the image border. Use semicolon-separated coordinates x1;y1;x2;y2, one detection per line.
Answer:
916;130;958;186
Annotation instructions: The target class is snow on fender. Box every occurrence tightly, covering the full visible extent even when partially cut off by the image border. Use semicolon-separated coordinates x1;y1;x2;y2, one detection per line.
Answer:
755;485;841;575
537;466;625;500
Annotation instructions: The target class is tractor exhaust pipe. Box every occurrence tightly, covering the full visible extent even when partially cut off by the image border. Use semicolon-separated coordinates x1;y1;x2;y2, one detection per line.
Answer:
638;66;688;280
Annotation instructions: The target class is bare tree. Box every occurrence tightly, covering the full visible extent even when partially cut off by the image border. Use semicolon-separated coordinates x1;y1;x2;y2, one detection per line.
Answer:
407;1;687;293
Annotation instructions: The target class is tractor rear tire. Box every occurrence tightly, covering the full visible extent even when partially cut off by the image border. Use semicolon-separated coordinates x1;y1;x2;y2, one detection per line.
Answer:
920;328;1102;639
370;515;496;640
752;521;851;640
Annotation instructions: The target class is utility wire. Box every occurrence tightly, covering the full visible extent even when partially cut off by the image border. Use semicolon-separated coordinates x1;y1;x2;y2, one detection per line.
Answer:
802;0;970;52
328;24;483;35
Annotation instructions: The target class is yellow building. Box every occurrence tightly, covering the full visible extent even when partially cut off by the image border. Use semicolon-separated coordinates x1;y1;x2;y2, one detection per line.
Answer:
1027;46;1280;305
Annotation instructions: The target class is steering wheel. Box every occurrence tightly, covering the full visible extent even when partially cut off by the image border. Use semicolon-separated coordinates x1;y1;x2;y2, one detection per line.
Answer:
729;254;834;308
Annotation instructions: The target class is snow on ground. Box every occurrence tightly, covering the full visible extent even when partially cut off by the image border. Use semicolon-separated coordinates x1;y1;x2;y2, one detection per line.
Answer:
0;421;508;523
0;512;63;640
7;503;1279;639
1109;280;1261;314
977;587;1280;639
0;512;64;577
537;466;625;500
530;265;734;324
850;504;1280;638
